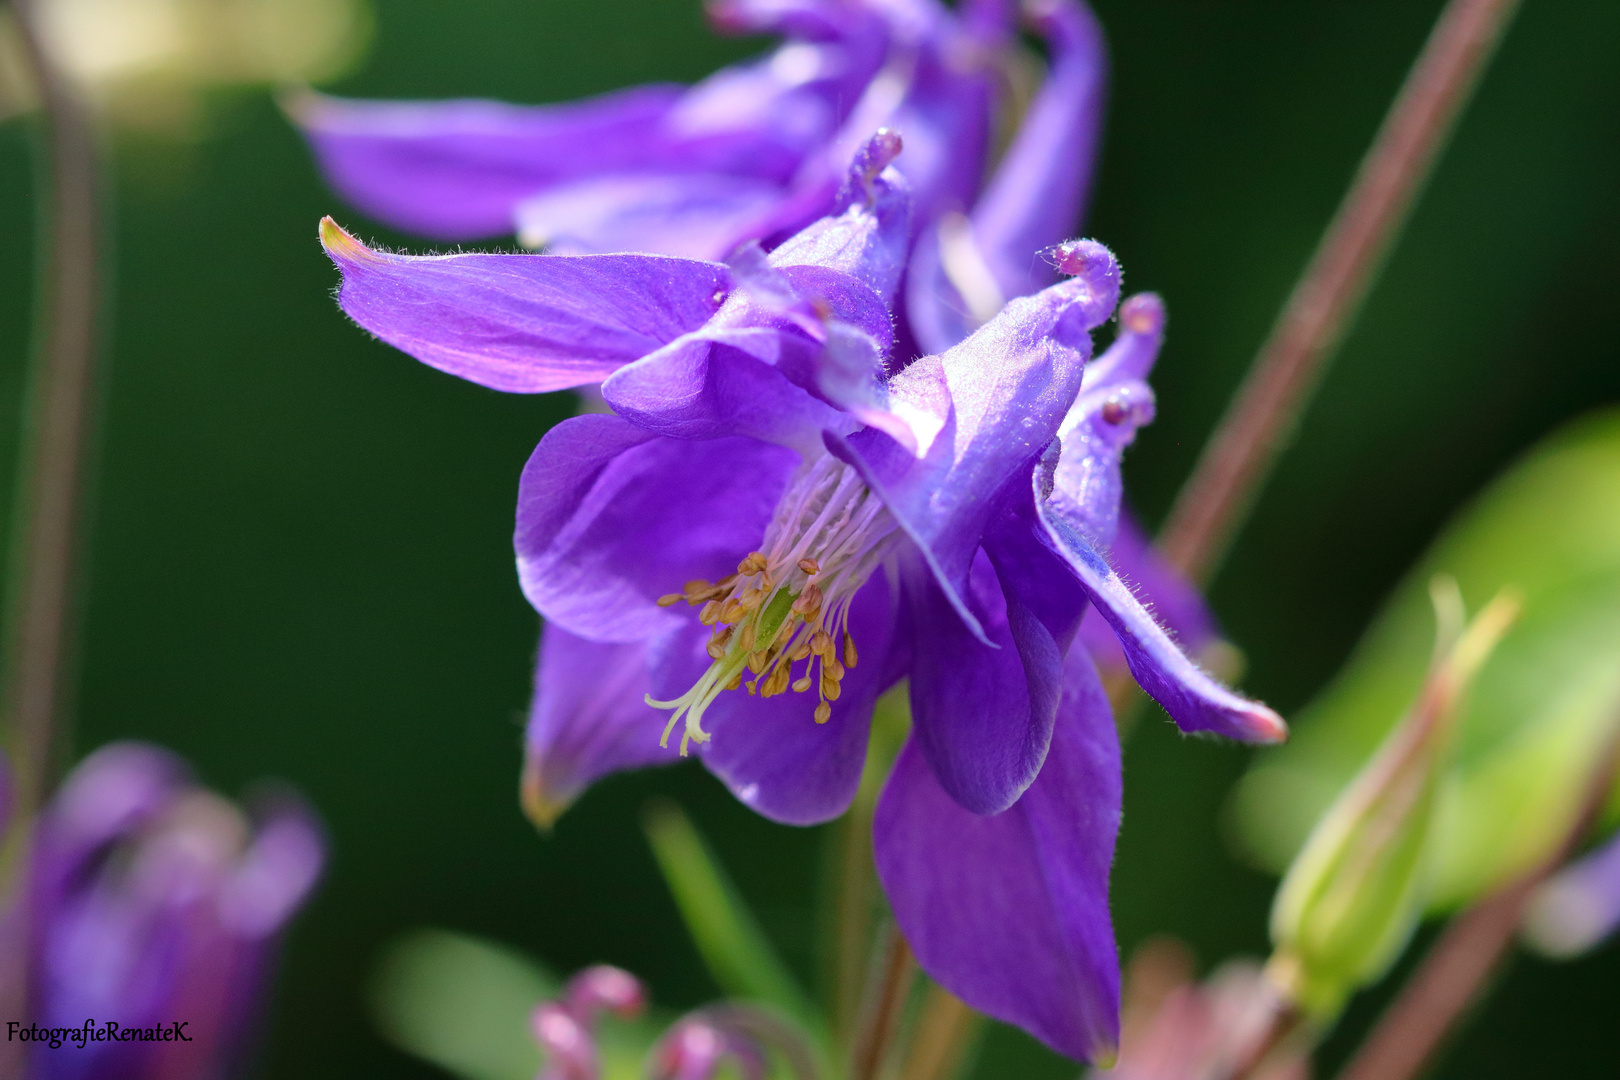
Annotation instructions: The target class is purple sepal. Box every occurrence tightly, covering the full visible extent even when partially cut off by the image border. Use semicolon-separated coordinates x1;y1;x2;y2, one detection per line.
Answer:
1076;510;1217;671
876;648;1122;1064
1034;481;1285;744
320;219;729;394
514;417;797;642
291;85;689;240
522;625;677;828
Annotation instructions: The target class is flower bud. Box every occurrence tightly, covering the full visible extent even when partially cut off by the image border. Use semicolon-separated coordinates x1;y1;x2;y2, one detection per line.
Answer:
1267;579;1519;1018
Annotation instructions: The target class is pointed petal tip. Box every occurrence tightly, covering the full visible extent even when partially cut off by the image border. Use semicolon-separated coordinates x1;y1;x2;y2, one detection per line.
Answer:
318;216;378;266
520;754;573;832
1088;1040;1120;1070
1243;704;1289;744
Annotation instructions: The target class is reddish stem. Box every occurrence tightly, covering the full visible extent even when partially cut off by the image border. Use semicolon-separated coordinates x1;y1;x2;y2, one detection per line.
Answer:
1157;0;1522;584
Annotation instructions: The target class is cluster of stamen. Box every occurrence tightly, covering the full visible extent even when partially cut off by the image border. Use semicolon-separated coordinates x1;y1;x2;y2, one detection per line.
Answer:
646;457;898;754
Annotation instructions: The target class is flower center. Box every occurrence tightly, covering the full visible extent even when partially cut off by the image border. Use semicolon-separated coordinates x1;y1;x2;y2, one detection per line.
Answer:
647;455;899;754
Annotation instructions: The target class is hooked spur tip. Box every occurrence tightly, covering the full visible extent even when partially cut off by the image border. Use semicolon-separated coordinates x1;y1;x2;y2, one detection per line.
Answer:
1048;238;1118;282
1119;293;1166;337
318;216;380;265
846;128;904;204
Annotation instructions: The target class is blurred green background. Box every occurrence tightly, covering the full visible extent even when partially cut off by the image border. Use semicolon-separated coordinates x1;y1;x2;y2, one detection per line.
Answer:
2;0;1617;1076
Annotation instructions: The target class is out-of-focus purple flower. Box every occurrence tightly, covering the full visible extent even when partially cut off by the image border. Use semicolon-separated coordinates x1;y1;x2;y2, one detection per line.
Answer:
292;0;1106;351
27;742;324;1080
649;1016;768;1080
530;963;649;1080
528;966;814;1080
320;134;1282;1063
1523;828;1620;959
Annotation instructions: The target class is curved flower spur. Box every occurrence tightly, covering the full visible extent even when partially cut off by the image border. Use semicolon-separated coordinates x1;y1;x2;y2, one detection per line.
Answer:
320;132;1284;1063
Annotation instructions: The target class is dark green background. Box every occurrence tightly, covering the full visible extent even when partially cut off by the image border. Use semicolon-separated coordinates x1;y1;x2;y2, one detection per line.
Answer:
2;0;1617;1075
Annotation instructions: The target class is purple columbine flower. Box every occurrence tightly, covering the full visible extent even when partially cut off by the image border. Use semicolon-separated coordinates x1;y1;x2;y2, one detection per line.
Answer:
319;133;1283;1063
291;0;1105;353
20;742;324;1080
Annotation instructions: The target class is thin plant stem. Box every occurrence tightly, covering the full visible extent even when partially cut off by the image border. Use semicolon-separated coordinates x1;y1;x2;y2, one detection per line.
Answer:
0;3;105;1074
831;796;879;1051
848;922;916;1080
896;984;983;1080
1156;0;1522;585
1333;722;1620;1080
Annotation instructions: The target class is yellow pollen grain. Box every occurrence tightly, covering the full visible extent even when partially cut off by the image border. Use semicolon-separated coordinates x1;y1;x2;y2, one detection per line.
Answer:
815;701;832;724
699;600;722;625
797;558;821;575
843;632;858;668
792;674;813;693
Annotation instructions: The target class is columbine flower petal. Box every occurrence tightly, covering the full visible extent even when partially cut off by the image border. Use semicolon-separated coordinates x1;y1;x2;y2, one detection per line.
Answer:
515;416;798;641
907;0;1108;353
320;219;731;393
522;625;678;828
875;647;1122;1064
1035;492;1285;743
290;85;692;241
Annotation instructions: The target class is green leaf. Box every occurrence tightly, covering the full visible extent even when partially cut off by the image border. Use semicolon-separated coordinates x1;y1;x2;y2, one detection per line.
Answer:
369;928;556;1080
369;927;665;1080
643;800;819;1028
1231;408;1620;910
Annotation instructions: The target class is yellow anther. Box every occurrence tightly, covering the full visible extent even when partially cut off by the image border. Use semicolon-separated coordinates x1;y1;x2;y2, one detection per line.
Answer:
792;674;813;693
822;674;842;701
764;665;791;697
725;670;743;691
825;658;845;682
787;639;812;662
737;623;757;653
843;632;858;668
797;558;821;575
657;593;684;607
814;701;832;724
718;599;745;623
739;587;764;611
738;552;769;575
810;630;834;659
699;600;722;625
684;579;712;595
791;584;823;618
747;650;769;674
